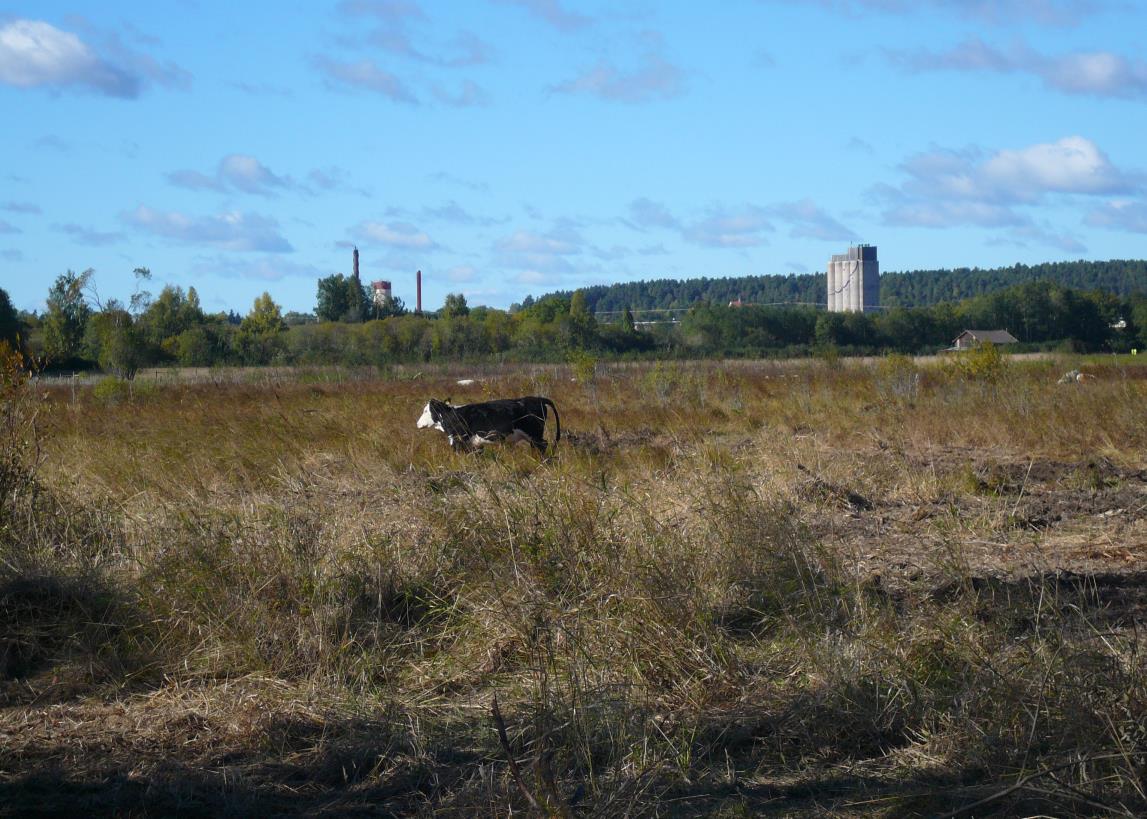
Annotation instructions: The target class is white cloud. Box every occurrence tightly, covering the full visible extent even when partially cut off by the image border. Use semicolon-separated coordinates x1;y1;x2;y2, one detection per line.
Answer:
980;136;1133;199
880;197;1026;229
312;56;418;103
496;229;579;255
799;0;1099;27
356;220;437;249
1008;223;1087;253
190;255;325;281
168;154;358;197
123;206;293;252
495;0;593;32
626;197;680;231
876;136;1137;230
418;200;504;226
515;270;549;284
2;201;40;214
0;19;134;95
551;50;685;103
218;154;291;195
492;225;587;279
445;264;477;282
0;19;187;97
53;223;125;246
874;135;1139;250
307;167;370;196
332;0;494;99
167;169;225;192
766;199;858;241
1085;200;1147;234
885;38;1147;100
624;198;781;247
682;206;773;248
33;134;70;152
431;79;491;107
428;171;489;193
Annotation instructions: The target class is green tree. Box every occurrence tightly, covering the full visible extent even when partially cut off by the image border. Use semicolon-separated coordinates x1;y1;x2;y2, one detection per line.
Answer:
316;274;370;322
1125;297;1147;352
316;274;352;322
0;288;21;356
814;312;846;348
345;272;367;323
82;268;158;378
140;284;206;359
85;303;146;379
565;289;597;348
235;292;286;364
173;324;228;366
43;269;93;365
442;292;470;318
370;295;407;320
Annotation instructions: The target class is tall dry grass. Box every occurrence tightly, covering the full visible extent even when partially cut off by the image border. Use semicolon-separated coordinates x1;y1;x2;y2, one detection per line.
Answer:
2;354;1146;815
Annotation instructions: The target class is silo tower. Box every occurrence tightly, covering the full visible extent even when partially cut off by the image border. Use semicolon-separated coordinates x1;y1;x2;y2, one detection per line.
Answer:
827;244;879;313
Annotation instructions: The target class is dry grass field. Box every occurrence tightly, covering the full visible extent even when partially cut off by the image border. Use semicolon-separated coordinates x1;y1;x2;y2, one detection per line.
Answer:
3;351;1147;816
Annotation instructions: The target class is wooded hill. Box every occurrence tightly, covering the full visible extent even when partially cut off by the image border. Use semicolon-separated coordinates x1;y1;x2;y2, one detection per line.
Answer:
548;259;1147;314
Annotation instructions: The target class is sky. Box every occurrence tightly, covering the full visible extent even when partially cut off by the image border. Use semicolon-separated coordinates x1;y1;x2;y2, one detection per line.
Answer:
2;0;1146;316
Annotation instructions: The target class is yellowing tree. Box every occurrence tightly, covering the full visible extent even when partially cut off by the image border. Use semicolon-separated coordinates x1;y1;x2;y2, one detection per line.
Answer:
236;292;286;365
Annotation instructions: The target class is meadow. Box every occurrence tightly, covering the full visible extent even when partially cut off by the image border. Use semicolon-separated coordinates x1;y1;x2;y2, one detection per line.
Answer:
2;350;1146;816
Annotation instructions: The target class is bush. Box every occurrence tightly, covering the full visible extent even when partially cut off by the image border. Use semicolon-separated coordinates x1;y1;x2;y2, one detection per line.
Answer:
948;341;1006;382
93;376;132;404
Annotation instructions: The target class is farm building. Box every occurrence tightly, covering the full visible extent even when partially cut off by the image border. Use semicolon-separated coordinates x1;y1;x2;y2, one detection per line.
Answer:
950;329;1019;350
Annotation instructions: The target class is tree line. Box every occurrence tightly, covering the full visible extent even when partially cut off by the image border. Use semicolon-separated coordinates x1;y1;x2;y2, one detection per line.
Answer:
2;269;1146;377
553;259;1147;315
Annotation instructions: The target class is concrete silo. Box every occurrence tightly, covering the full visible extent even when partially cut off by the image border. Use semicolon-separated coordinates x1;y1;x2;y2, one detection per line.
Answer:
826;244;879;313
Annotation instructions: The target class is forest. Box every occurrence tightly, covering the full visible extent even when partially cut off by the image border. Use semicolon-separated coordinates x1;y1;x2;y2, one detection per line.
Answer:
3;263;1147;376
557;258;1147;313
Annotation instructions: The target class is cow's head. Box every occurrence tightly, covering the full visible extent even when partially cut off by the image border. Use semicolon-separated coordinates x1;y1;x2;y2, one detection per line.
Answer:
416;398;451;431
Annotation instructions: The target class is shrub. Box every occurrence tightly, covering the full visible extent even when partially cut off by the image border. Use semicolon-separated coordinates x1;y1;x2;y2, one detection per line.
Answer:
948;341;1007;382
92;376;132;404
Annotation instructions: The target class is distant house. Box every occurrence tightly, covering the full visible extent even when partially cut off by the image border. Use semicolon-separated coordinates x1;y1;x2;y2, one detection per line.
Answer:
950;329;1019;350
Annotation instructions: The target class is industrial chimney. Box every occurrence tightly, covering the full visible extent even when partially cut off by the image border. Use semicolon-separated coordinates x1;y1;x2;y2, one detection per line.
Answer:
416;269;422;314
353;246;360;280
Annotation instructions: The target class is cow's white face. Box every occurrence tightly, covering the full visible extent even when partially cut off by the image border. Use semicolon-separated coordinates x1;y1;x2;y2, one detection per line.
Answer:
416;401;443;430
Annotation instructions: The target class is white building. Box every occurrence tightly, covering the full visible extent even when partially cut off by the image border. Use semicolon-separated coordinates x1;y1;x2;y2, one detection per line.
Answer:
827;244;879;313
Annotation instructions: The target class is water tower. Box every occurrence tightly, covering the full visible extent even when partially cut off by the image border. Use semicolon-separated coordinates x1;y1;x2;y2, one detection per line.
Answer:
371;280;392;307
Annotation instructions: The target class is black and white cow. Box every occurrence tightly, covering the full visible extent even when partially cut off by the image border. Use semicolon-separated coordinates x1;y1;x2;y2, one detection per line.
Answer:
416;396;560;454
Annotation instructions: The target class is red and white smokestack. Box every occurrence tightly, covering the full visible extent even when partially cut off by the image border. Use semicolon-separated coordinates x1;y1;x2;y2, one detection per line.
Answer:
416;269;422;313
353;246;360;279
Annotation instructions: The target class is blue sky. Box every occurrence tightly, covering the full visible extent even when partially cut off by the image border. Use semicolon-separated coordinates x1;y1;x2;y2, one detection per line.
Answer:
2;0;1146;315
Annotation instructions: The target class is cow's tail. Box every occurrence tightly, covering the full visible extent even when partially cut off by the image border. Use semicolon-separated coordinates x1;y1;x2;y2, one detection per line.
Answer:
542;397;560;451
